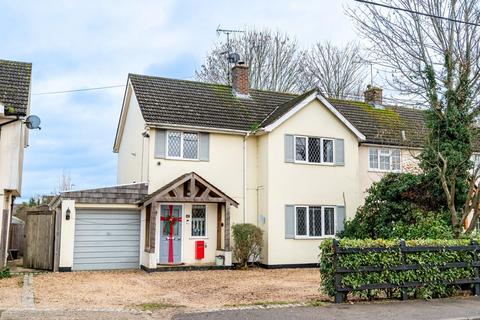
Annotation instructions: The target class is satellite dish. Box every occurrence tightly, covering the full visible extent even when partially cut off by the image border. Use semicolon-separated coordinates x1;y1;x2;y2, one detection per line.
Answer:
25;115;41;130
228;52;241;64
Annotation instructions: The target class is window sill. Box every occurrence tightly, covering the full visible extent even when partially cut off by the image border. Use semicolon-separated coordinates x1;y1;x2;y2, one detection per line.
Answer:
189;237;209;240
294;236;336;240
292;161;336;166
368;168;401;173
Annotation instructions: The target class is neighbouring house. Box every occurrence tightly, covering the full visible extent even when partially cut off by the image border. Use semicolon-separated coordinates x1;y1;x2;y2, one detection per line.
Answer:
53;63;434;272
0;59;32;267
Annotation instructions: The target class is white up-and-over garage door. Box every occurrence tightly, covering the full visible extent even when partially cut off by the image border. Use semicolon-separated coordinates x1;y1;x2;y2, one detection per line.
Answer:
73;210;140;271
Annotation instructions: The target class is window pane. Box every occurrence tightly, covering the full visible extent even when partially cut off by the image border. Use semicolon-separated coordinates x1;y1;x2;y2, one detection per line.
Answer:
309;206;322;236
295;137;307;161
391;149;401;171
369;148;378;169
167;131;181;157
183;133;198;159
379;149;390;170
191;205;206;237
308;138;322;163
324;207;335;236
296;207;307;236
322;139;334;163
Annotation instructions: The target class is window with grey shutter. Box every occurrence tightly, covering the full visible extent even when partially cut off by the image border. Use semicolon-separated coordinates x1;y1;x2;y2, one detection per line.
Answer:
155;129;166;159
335;139;344;166
285;134;294;163
336;206;346;233
199;132;210;161
285;205;295;239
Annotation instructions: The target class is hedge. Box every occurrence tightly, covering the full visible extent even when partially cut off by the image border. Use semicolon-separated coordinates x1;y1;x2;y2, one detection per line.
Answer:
320;238;480;301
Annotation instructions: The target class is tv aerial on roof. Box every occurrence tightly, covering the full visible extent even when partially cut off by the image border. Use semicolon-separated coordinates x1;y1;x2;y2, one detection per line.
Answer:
216;25;244;62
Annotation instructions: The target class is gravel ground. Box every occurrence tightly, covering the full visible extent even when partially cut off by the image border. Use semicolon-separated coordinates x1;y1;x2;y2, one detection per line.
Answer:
32;268;323;311
0;276;23;309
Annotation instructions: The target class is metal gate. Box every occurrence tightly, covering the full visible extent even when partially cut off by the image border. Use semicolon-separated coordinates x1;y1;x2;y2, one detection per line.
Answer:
73;210;140;271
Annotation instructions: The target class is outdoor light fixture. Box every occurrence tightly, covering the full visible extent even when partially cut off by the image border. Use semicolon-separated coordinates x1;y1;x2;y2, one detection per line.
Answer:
66;208;71;220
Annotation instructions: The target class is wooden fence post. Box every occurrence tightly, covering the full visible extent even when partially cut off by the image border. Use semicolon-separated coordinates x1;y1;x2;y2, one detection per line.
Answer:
472;239;480;296
333;239;345;303
400;239;408;301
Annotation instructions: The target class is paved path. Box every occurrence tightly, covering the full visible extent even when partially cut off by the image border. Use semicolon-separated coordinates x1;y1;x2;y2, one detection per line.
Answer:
174;297;480;320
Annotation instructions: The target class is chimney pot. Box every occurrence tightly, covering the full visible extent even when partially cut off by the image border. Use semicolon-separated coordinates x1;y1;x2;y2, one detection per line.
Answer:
364;85;383;105
232;63;249;97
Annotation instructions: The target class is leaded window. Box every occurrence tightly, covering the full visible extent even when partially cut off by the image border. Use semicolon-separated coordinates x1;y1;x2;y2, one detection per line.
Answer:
295;137;307;161
294;136;335;164
295;206;336;237
191;205;206;237
296;206;307;236
322;139;334;163
167;131;199;160
368;147;401;172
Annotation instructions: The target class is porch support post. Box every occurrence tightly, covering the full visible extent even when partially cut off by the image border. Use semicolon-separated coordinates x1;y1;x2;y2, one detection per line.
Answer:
216;204;222;250
224;203;231;251
149;203;158;254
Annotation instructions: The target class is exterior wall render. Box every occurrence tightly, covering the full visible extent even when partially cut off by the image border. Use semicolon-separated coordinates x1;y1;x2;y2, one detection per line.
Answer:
264;99;361;265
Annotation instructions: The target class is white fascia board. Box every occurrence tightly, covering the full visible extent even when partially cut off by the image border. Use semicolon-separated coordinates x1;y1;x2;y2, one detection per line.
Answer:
263;92;366;141
146;123;249;135
113;79;133;153
316;94;366;141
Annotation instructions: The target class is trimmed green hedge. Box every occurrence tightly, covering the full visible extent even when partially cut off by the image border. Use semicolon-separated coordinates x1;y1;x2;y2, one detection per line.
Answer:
320;239;478;300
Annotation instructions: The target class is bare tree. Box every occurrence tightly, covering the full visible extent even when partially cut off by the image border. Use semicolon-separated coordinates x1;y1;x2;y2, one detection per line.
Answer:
196;28;304;93
347;0;480;236
299;42;368;98
56;171;73;193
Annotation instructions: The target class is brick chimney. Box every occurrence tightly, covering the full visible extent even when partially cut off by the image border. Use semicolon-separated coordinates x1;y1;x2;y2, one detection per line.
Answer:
232;62;249;97
364;85;383;105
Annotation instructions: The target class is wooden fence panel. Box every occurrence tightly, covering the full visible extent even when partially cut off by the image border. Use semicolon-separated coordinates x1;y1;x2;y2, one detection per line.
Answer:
332;239;480;303
23;210;55;270
8;224;24;257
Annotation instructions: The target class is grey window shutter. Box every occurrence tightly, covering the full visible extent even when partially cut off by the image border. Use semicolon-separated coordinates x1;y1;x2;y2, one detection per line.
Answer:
285;134;294;163
199;132;210;161
285;205;295;239
336;206;346;234
335;139;345;166
155;129;166;159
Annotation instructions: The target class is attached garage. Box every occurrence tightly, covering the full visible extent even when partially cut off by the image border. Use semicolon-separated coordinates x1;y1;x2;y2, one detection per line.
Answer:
73;210;140;271
50;183;148;272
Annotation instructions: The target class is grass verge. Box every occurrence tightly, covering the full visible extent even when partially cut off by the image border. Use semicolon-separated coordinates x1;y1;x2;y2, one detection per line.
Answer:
136;302;185;311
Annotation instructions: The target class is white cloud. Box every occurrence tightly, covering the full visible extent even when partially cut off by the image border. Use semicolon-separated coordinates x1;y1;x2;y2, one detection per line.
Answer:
0;0;360;201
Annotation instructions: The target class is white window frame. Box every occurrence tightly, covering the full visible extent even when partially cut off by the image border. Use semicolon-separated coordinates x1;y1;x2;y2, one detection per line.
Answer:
294;205;336;239
368;147;401;172
294;135;335;165
166;130;200;161
190;204;207;239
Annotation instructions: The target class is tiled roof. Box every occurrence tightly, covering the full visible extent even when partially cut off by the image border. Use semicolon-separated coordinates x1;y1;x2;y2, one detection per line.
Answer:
330;99;427;148
129;74;296;132
61;183;148;205
129;74;429;148
0;59;32;116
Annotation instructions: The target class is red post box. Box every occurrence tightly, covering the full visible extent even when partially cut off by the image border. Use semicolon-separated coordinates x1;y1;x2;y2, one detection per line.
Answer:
195;240;205;260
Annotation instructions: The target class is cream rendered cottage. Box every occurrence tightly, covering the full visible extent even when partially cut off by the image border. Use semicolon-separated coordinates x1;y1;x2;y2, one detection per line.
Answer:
0;59;32;267
54;64;427;271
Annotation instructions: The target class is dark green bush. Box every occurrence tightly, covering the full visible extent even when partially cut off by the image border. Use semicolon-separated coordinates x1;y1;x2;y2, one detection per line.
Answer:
232;223;263;269
341;173;453;239
320;238;476;300
0;267;11;279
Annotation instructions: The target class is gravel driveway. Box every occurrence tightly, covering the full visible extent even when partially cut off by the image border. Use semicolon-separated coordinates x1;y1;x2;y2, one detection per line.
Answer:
31;268;322;311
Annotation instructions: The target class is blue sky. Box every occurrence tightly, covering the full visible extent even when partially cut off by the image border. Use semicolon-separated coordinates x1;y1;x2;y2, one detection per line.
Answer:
0;0;359;201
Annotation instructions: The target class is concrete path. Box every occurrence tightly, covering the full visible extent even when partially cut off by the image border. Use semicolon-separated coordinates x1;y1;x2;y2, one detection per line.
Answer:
174;297;480;320
21;273;35;309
